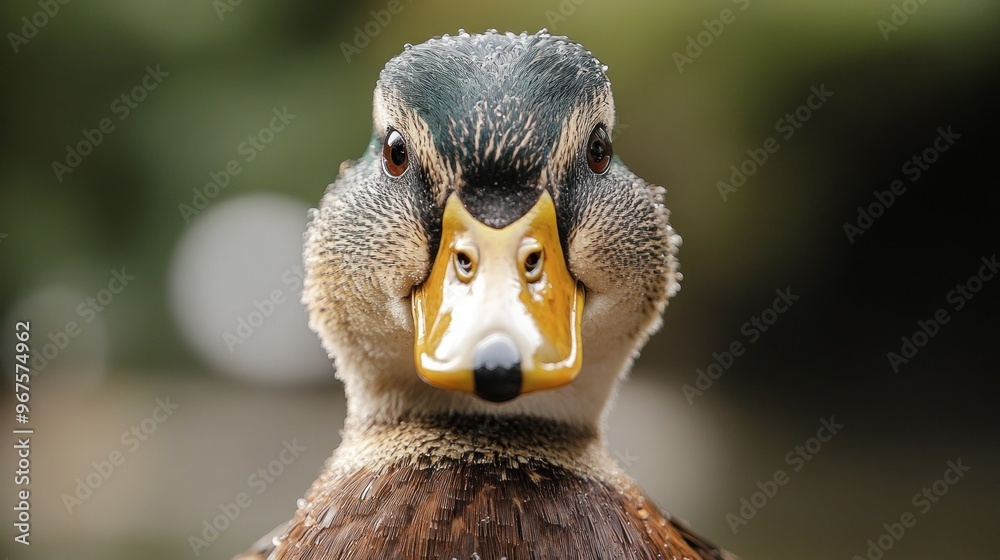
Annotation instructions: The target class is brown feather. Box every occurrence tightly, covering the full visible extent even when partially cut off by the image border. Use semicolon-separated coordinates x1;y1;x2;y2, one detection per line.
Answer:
271;458;720;559
238;416;730;560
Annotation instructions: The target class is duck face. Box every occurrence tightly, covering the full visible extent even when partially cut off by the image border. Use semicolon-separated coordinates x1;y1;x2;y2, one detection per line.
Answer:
304;32;680;411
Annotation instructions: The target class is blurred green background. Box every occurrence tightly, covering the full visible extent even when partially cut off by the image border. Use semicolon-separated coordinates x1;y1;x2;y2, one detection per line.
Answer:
2;0;998;558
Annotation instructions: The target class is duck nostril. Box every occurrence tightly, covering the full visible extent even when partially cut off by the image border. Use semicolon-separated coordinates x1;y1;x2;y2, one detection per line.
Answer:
524;250;543;282
454;250;475;281
472;335;522;402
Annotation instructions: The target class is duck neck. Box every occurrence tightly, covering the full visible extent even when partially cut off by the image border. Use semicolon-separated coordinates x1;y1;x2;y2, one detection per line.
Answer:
334;409;612;479
338;349;625;444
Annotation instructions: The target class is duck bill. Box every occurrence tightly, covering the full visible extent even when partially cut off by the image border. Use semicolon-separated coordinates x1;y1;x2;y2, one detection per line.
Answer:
411;190;584;402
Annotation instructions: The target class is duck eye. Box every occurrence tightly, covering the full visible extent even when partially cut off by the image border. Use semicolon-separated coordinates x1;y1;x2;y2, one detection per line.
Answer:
382;129;409;176
586;124;612;174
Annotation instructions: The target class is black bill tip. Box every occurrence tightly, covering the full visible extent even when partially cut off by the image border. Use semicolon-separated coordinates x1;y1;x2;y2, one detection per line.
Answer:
473;335;522;402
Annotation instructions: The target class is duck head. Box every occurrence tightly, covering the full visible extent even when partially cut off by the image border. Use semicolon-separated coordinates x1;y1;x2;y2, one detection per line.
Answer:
303;31;681;428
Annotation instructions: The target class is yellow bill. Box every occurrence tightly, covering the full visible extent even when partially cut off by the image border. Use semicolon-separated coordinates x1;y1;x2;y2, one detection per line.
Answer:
411;190;584;402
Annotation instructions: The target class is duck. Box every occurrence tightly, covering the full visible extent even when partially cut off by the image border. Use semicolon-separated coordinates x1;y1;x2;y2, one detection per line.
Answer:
237;30;734;560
